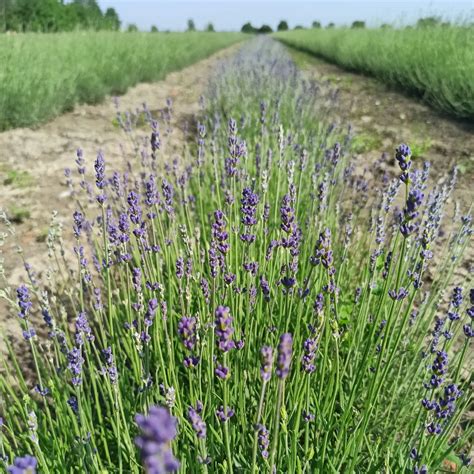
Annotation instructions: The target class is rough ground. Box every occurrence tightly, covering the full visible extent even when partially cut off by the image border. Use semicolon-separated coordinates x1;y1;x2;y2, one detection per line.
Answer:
0;44;240;339
291;49;474;204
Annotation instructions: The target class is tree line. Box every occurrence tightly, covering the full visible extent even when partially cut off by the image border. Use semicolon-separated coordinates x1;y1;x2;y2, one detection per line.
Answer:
0;0;120;33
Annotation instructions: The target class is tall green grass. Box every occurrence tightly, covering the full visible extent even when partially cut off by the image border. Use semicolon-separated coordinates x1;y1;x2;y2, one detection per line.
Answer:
275;26;474;119
0;31;244;131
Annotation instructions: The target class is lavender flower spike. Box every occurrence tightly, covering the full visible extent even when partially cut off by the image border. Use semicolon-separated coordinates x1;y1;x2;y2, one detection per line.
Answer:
7;455;37;474
215;306;235;352
276;333;293;379
188;402;206;439
135;406;180;474
260;346;274;382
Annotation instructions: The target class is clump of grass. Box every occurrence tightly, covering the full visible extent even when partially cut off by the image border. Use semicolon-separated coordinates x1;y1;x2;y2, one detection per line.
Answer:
3;169;35;188
350;131;383;154
0;38;472;473
275;25;474;119
8;206;31;224
0;31;245;131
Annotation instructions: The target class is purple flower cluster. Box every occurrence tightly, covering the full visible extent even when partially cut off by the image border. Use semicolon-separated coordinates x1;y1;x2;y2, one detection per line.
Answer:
464;288;474;338
260;346;274;382
301;338;317;374
400;187;424;238
256;424;270;459
101;347;118;384
216;405;234;422
75;312;94;345
240;187;259;243
276;333;293;379
16;285;32;319
178;316;197;350
188;401;206;439
212;210;229;255
395;143;412;182
94;152;106;204
7;455;37;474
311;229;337;294
215;306;235;352
135;406;180;474
67;346;84;386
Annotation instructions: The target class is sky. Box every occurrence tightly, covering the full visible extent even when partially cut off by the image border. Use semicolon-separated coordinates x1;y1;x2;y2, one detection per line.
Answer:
97;1;474;31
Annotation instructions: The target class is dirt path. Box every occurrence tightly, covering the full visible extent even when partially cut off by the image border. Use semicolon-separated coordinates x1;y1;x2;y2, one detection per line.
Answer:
289;49;474;205
0;44;240;337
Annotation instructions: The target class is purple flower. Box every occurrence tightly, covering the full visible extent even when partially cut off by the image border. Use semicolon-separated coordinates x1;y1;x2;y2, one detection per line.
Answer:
73;211;84;239
94;152;106;189
22;328;36;341
212;210;229;255
135;406;180;473
75;312;94;345
256;424;270;459
276;333;293;379
216;405;234;422
302;338;317;373
188;402;206;439
7;455;37;474
215;364;230;380
395;143;411;172
260;346;274;382
102;347;118;384
215;306;235;352
413;465;428;474
240;187;259;243
17;285;32;319
400;187;424;238
175;257;184;279
260;276;271;301
178;316;197;350
388;287;409;301
67;346;84;386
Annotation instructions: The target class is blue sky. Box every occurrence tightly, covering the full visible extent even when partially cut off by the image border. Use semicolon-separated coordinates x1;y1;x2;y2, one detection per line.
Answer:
97;1;473;31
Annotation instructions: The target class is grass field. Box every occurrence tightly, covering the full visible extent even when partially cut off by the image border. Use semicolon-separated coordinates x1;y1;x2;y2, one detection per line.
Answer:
0;31;244;131
275;26;474;119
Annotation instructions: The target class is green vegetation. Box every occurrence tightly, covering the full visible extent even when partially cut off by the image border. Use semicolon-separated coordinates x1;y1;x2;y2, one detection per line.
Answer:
0;0;120;33
0;31;244;130
3;168;35;188
275;26;474;119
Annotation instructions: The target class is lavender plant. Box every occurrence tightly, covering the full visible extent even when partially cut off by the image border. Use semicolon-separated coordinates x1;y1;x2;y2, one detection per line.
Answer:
0;38;472;473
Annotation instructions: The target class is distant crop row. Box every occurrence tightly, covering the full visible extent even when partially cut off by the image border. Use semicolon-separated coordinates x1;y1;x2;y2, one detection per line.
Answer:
275;26;474;120
0;32;244;131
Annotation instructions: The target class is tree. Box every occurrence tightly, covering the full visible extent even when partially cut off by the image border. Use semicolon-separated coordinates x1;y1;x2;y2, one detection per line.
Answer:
0;0;122;32
206;22;214;32
417;16;441;28
327;22;335;28
150;25;158;32
104;7;120;30
277;20;288;31
241;22;256;34
187;18;195;31
351;20;365;29
294;25;304;30
312;21;321;28
127;23;138;32
258;24;273;34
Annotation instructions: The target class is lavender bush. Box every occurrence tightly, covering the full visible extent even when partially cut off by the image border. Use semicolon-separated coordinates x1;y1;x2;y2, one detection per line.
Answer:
0;38;472;473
